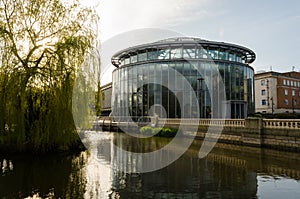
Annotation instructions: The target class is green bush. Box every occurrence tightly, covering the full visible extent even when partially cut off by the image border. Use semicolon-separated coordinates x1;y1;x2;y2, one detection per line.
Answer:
139;126;179;137
152;128;161;136
253;113;263;118
139;126;153;135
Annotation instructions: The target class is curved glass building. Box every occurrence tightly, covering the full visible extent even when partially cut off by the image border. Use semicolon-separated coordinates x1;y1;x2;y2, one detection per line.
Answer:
111;37;255;120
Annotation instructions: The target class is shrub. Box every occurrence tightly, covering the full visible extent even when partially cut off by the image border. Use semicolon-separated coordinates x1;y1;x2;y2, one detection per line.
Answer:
152;128;161;136
139;126;153;135
161;128;178;137
253;113;263;118
139;127;179;137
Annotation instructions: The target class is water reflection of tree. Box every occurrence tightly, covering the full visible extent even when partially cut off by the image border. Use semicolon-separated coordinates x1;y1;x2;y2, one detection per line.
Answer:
64;152;87;198
0;153;88;198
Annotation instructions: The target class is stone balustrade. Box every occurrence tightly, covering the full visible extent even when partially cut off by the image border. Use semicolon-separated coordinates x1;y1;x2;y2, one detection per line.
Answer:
159;118;245;127
97;117;300;130
263;119;300;129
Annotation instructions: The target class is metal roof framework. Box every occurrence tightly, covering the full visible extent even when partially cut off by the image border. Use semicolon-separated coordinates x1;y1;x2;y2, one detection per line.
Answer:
111;37;256;67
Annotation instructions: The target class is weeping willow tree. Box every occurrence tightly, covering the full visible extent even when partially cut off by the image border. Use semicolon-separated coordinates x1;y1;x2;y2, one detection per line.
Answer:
0;0;100;152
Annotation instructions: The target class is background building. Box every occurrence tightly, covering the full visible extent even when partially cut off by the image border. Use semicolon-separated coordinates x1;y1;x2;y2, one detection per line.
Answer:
100;83;112;116
111;37;256;120
255;71;300;114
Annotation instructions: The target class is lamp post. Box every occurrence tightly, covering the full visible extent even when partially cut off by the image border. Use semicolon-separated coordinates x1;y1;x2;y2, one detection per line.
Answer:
197;77;204;118
270;97;274;116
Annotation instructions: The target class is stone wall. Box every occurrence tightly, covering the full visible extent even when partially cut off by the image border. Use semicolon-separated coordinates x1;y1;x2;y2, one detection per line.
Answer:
95;117;300;151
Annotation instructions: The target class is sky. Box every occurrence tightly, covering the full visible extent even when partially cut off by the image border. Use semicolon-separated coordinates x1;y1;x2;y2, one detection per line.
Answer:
85;0;300;74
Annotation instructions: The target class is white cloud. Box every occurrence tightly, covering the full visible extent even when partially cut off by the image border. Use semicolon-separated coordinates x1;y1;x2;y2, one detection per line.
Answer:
98;0;215;41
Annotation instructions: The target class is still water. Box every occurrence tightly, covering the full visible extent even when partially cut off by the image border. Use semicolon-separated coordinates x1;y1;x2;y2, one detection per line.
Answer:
0;131;300;199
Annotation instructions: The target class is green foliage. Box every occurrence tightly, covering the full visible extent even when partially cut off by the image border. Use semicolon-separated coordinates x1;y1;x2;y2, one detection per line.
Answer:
139;126;153;135
160;127;178;137
253;113;263;118
139;126;179;137
0;0;100;152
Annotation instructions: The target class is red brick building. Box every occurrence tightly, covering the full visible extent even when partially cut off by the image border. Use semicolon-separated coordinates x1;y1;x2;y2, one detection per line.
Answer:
255;71;300;114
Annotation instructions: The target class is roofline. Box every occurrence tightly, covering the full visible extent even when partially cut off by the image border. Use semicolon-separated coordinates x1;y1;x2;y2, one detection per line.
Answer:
254;71;300;79
111;37;256;67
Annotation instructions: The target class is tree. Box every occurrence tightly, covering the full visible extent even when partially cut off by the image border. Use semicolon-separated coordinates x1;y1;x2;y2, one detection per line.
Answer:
0;0;100;152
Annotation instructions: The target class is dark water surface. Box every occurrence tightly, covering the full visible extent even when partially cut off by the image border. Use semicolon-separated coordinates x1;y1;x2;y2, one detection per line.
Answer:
1;131;300;198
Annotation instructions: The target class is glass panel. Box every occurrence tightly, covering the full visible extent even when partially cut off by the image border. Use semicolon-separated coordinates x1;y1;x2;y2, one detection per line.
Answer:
148;50;158;60
158;48;170;59
130;55;137;63
138;52;147;62
170;48;182;59
190;62;198;76
236;55;242;63
183;47;196;59
120;58;125;66
208;49;218;59
229;53;236;61
183;62;191;76
219;50;227;60
149;64;155;76
196;47;208;59
175;62;183;74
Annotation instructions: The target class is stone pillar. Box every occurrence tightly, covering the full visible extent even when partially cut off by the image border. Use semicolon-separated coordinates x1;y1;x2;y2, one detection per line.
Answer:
242;117;263;146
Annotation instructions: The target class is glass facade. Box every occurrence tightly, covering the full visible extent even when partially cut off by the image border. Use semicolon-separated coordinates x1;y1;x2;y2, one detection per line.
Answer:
111;38;255;120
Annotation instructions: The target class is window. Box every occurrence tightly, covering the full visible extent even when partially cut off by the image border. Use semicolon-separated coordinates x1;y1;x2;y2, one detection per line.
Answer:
261;80;266;86
229;53;236;61
158;49;170;59
287;80;290;86
298;82;300;87
138;52;147;62
130;55;137;63
283;79;286;85
285;89;288;95
196;48;208;58
219;50;227;60
299;91;300;96
293;99;297;106
294;81;297;87
262;99;267;105
284;99;289;105
183;47;195;59
292;90;295;96
170;48;182;59
148;51;158;60
291;81;293;87
261;89;266;95
208;49;218;59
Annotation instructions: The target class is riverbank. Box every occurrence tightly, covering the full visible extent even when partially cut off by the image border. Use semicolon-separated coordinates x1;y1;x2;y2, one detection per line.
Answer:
95;117;300;152
0;137;85;154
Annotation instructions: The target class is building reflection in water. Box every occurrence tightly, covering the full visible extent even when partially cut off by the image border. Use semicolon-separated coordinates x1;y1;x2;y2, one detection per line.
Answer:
106;133;259;198
0;131;299;198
